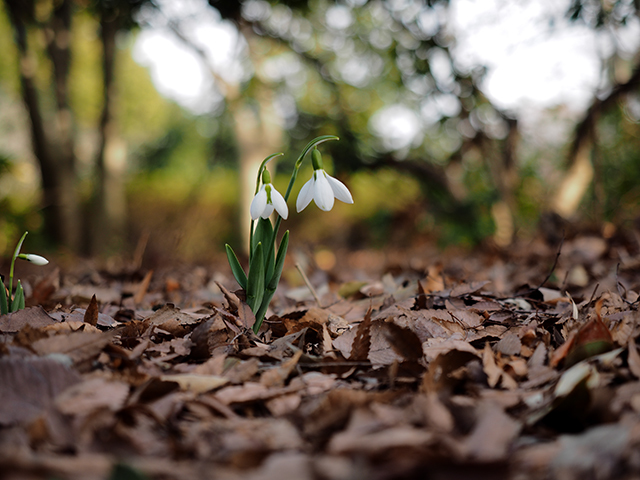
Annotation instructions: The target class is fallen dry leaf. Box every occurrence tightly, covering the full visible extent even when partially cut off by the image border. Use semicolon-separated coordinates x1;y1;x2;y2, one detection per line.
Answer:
0;356;80;426
0;306;57;333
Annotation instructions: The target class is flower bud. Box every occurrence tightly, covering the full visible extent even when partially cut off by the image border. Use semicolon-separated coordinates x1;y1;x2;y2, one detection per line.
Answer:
19;254;49;266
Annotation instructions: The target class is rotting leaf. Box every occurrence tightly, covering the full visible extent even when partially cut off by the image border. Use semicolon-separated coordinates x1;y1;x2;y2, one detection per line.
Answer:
214;283;256;331
190;313;230;359
0;356;80;426
0;306;57;333
450;281;491;297
464;401;521;461
84;294;99;326
55;377;130;416
383;322;423;362
495;331;522;356
31;330;115;366
565;306;614;368
483;343;503;388
423;348;480;394
30;267;60;306
160;374;229;394
349;308;372;362
260;350;303;387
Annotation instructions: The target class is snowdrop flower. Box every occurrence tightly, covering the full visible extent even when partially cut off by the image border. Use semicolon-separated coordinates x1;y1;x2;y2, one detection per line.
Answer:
296;148;353;212
250;170;288;220
18;253;49;266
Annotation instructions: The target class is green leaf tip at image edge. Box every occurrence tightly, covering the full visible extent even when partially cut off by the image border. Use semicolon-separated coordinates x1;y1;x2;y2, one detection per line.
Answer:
225;244;247;290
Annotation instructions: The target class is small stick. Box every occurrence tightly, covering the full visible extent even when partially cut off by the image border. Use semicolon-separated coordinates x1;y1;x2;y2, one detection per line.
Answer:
296;262;323;307
537;234;564;290
615;263;639;306
586;283;600;309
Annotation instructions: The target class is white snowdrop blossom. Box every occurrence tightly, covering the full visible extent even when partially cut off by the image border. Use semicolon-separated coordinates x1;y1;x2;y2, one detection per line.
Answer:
250;183;288;220
19;253;49;266
296;169;354;212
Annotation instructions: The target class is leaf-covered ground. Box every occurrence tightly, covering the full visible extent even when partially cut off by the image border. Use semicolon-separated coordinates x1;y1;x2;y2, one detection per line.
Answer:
2;231;640;480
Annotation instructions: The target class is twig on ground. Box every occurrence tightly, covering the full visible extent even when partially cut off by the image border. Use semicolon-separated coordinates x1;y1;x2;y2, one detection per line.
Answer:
537;234;564;290
296;262;323;307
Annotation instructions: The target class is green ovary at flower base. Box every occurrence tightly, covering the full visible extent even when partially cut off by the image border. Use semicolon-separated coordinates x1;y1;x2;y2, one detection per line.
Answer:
225;136;353;334
1;231;49;315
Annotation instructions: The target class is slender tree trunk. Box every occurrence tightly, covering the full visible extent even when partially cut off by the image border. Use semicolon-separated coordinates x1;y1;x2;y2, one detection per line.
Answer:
234;98;283;250
4;0;80;250
88;14;126;255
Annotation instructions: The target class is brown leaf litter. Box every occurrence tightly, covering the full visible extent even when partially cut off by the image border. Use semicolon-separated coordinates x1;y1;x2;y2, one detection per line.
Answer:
2;232;640;479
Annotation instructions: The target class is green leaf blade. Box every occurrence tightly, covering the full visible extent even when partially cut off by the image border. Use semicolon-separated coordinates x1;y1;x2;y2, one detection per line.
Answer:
246;242;265;313
225;244;247;290
11;280;25;312
268;230;289;291
254;231;290;333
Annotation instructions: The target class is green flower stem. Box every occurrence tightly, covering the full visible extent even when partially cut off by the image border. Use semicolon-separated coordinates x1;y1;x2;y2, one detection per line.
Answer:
250;153;283;261
271;135;338;247
8;232;28;304
236;136;339;334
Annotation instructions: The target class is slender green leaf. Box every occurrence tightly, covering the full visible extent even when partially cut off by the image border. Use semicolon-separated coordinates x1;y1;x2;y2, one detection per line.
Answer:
246;242;265;313
11;281;25;312
225;244;247;290
253;218;273;257
254;231;290;332
253;218;276;284
0;282;7;315
268;230;289;291
9;231;28;301
265;243;276;288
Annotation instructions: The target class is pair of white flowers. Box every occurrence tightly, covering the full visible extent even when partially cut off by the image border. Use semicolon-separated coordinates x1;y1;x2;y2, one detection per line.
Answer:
250;155;353;221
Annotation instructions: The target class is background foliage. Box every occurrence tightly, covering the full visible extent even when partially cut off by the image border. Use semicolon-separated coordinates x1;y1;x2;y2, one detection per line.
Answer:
0;0;639;263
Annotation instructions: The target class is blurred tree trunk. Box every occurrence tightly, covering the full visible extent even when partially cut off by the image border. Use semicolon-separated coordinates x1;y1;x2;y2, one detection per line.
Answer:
4;0;81;250
235;99;283;249
487;116;519;246
168;22;284;253
4;0;135;255
88;12;126;254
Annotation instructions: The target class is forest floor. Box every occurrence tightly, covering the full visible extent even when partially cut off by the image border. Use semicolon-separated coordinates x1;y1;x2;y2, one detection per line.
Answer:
2;225;640;480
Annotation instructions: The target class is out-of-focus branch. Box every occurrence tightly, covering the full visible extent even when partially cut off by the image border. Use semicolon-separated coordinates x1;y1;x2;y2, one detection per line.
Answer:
554;61;640;218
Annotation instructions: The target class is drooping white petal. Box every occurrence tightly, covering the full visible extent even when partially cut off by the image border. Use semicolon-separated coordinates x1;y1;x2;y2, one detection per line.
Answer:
296;177;315;212
313;171;335;211
326;174;354;204
250;187;267;220
270;188;289;219
261;203;275;219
